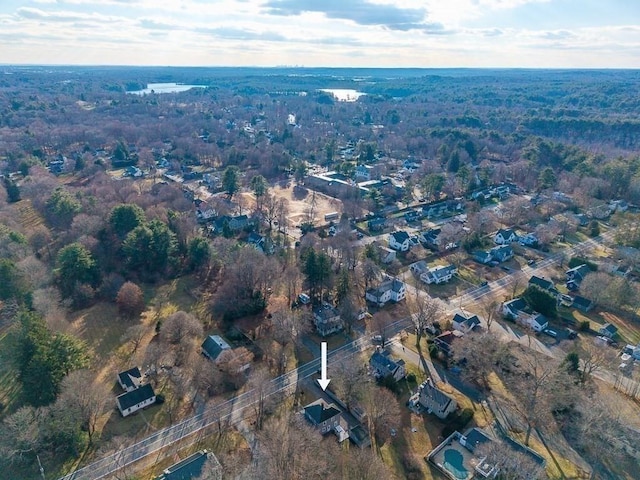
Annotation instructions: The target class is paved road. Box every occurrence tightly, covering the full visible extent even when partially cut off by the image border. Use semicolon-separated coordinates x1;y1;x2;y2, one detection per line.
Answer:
58;319;412;480
58;229;623;480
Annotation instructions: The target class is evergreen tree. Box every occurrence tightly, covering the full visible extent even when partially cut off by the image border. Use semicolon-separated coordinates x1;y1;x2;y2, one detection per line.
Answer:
223;165;240;198
109;203;146;237
56;243;100;298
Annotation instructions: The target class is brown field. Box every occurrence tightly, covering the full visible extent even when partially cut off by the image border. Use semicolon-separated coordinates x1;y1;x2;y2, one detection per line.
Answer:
270;183;343;233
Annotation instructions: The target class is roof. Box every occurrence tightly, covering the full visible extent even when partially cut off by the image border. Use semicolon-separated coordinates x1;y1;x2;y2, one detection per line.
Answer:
496;228;516;239
473;250;492;260
490;245;513;255
370;350;404;374
367;278;405;299
601;323;618;334
504;297;527;313
529;275;555;291
304;399;341;425
572;295;593;309
117;383;155;411
117;367;142;390
419;379;455;410
566;264;591;280
155;450;219;480
313;302;340;321
453;313;480;328
201;335;231;360
390;230;410;243
430;264;456;280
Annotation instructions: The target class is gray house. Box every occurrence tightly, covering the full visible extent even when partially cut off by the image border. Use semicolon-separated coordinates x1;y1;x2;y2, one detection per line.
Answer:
155;449;222;480
417;379;457;419
201;335;232;361
369;349;406;381
304;399;342;435
117;367;143;393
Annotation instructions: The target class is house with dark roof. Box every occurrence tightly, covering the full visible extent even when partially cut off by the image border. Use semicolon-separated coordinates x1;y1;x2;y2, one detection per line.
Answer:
201;335;231;361
410;260;429;276
116;383;156;417
303;399;342;435
369;349;406;381
433;330;463;356
566;264;591;290
528;276;559;298
572;295;594;312
473;250;493;265
389;230;411;251
417;379;457;419
419;228;441;248
367;217;387;232
599;323;618;339
502;298;528;319
155;449;221;480
494;228;518;245
420;264;457;285
117;367;143;393
489;245;514;263
365;278;406;307
313;302;343;336
452;313;481;333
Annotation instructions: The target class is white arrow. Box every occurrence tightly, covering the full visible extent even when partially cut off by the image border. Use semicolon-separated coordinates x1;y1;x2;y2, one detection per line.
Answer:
317;341;331;391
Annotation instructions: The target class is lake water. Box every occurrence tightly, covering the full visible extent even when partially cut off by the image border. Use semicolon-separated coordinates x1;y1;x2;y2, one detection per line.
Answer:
320;88;365;102
127;83;206;95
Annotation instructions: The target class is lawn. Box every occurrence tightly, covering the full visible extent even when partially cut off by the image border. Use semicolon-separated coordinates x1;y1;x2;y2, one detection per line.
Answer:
0;326;22;416
559;306;640;344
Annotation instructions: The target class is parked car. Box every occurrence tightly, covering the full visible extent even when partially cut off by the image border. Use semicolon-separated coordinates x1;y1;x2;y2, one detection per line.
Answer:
479;280;488;287
566;328;578;339
543;328;558;338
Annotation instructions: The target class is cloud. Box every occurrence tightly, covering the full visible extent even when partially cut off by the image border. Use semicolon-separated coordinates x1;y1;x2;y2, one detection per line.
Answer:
263;0;432;31
16;6;119;23
197;26;287;42
540;30;576;40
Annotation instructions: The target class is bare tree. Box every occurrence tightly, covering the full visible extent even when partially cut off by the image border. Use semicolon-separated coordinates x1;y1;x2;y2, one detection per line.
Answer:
362;385;401;448
116;281;145;319
407;289;444;347
576;341;616;383
270;309;309;374
451;333;509;391
0;406;42;463
330;358;368;410
58;370;111;445
120;324;147;356
160;311;203;345
475;437;545;480
479;296;500;332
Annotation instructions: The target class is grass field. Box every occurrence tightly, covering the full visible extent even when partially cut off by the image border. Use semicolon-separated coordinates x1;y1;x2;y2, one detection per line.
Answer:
0;327;22;415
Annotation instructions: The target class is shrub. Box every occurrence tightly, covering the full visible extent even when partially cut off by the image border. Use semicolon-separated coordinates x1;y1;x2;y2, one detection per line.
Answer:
407;372;417;383
442;408;474;438
578;320;591;332
402;454;423;480
568;257;597;271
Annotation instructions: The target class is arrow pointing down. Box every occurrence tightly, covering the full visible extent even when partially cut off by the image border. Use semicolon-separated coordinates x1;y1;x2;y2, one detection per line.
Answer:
317;341;331;391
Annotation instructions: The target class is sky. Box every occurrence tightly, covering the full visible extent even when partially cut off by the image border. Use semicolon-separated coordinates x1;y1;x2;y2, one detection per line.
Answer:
0;0;639;68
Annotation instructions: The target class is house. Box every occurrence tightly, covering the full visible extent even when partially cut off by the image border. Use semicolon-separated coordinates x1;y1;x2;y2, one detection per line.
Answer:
228;214;250;231
355;164;375;181
574;213;589;226
303;399;342;435
155;449;221;480
410;260;429;276
519;313;548;333
599;323;618;339
404;210;421;223
313;302;343;336
116;383;156;417
502;298;528;319
421;264;458;285
369;349;406;381
117;367;143;393
459;427;493;453
519;233;539;247
417;379;457;419
473;250;493;265
433;330;463;356
572;295;594;312
367;217;387;232
494;228;518;245
365;278;406;307
528;276;559;298
247;232;265;251
376;244;397;264
389;231;411;251
201;335;231;361
419;228;441;248
565;264;591;290
452;313;481;333
489;245;514;263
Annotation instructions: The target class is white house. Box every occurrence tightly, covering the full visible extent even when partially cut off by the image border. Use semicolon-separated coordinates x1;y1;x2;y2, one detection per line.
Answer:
366;278;406;307
389;231;411;251
116;383;156;417
519;313;548;333
355;164;374;181
452;313;481;333
376;244;397;264
117;367;143;393
410;260;429;276
303;399;342;435
494;228;518;245
420;265;457;285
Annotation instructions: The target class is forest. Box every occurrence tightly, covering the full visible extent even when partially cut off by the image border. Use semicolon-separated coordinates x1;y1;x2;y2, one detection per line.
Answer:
1;66;640;480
